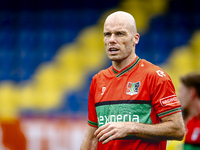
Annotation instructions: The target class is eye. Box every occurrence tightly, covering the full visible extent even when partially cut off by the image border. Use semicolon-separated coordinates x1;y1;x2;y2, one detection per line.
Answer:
104;32;111;37
116;32;124;36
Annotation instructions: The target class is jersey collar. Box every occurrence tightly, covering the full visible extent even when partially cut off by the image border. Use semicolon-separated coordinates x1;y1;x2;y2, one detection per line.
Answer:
112;56;141;77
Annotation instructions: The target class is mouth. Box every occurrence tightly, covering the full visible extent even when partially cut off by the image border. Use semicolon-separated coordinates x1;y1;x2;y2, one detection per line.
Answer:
108;47;119;54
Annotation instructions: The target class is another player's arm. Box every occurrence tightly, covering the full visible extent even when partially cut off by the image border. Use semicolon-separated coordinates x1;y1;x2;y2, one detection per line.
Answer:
95;112;185;144
81;125;98;150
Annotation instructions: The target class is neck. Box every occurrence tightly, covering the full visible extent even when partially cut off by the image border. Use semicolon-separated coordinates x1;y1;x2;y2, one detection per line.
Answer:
190;97;200;117
112;54;136;71
195;97;200;115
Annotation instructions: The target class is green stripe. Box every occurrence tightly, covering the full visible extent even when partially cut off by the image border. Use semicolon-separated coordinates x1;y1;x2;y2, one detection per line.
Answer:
96;103;152;128
116;57;141;77
158;107;181;118
184;143;200;149
88;120;98;127
112;68;118;74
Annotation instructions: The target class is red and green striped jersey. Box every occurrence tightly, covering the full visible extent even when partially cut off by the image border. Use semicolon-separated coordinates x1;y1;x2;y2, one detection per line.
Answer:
184;114;200;149
88;56;181;150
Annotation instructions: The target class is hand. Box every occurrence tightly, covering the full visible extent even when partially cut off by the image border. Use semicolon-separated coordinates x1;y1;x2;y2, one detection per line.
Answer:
94;122;131;144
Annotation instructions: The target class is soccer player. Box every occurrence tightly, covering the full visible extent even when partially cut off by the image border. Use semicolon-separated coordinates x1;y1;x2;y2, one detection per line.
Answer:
81;11;185;150
179;73;200;150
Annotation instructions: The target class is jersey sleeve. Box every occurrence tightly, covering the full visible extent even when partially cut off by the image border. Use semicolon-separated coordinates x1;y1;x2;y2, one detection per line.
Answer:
87;77;98;127
150;69;182;118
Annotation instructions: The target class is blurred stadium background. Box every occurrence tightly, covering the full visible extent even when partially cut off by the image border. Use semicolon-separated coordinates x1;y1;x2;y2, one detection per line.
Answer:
0;0;199;149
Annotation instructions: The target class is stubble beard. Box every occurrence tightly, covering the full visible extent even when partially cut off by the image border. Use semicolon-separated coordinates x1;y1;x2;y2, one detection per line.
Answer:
106;48;133;63
107;53;130;64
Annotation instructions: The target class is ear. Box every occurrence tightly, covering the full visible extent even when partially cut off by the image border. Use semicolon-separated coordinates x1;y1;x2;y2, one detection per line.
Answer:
189;87;197;99
133;33;140;45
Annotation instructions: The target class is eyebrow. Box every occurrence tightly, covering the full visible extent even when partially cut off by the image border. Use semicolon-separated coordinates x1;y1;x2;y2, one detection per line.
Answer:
103;30;127;34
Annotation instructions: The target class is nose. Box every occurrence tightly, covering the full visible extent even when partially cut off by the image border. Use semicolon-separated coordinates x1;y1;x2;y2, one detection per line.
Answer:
109;34;116;43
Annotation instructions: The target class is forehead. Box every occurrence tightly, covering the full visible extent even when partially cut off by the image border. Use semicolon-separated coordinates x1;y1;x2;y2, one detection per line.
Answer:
179;83;189;92
104;16;132;32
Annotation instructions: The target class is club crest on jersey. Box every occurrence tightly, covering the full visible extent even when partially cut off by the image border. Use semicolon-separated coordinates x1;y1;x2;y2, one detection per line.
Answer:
126;81;140;96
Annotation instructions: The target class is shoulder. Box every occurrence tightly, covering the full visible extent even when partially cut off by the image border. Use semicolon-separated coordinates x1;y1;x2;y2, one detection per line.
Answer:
140;59;172;83
92;66;112;81
140;59;163;72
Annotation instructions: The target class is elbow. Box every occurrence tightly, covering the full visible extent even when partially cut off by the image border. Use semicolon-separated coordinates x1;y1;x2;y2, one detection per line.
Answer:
176;126;185;141
176;132;185;141
174;115;186;141
170;120;185;141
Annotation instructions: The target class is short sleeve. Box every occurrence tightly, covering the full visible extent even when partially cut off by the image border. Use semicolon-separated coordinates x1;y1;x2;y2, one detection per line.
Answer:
151;70;181;118
87;77;98;127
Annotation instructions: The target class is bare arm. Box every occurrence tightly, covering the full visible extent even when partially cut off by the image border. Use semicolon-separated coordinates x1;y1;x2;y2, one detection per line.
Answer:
81;125;98;150
94;112;185;144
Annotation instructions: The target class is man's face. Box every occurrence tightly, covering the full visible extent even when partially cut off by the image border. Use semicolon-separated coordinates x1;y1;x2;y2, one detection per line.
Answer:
178;83;192;109
103;18;138;62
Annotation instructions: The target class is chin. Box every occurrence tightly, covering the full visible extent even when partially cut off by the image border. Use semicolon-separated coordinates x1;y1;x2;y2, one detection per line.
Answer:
108;56;122;61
